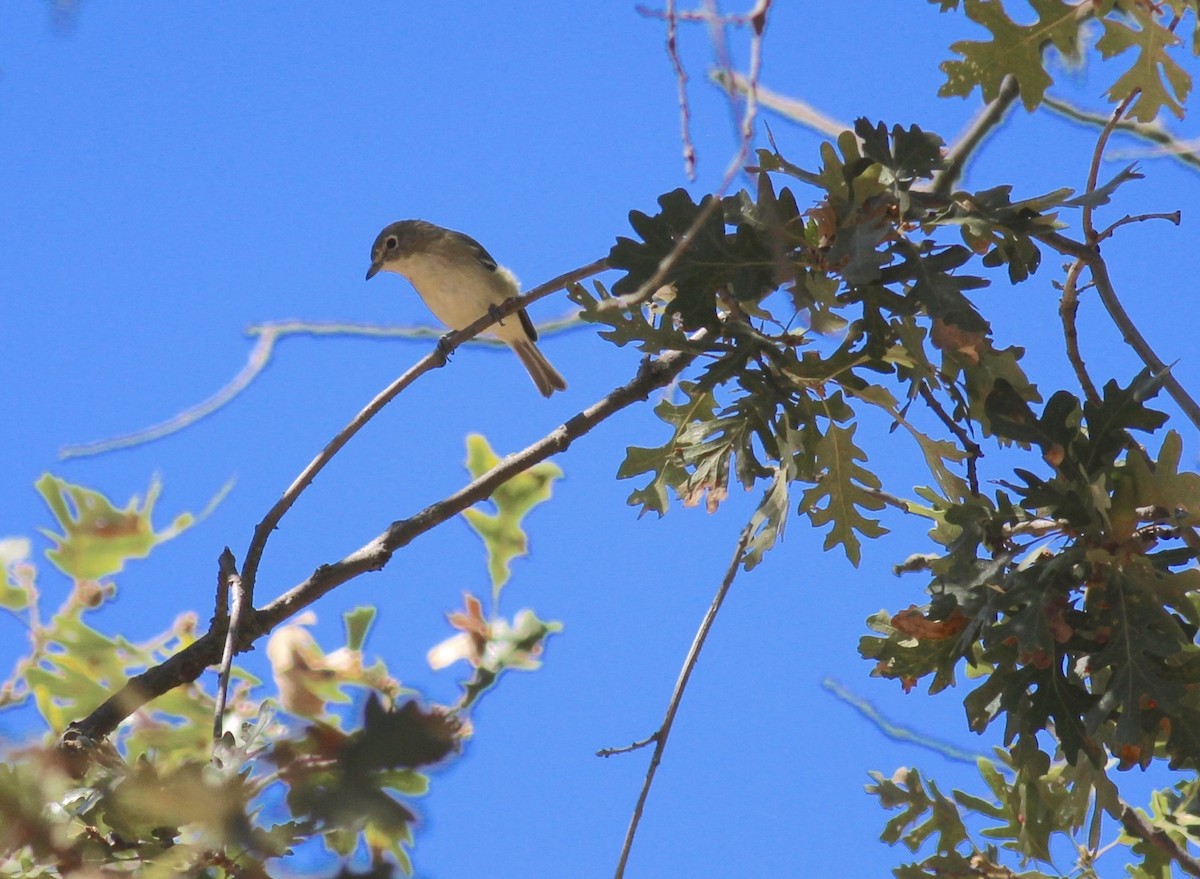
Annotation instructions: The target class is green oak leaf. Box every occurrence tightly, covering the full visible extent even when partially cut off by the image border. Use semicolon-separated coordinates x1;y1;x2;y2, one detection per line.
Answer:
799;422;888;566
1098;12;1191;121
940;0;1083;110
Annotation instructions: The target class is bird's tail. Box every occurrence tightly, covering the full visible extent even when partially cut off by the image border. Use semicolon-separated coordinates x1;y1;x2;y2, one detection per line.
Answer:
511;339;568;397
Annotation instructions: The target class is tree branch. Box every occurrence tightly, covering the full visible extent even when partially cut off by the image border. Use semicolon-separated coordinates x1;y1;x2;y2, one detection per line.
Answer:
931;74;1020;196
1043;95;1200;173
607;525;752;879
1037;231;1200;432
59;343;698;750
602;0;771;315
1093;769;1200;878
1059;257;1101;405
237;257;608;606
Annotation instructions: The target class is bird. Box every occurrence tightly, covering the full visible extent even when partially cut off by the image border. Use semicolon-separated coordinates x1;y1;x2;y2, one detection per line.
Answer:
365;220;567;397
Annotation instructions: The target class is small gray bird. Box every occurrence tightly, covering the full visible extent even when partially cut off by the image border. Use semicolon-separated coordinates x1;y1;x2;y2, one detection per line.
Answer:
365;220;567;397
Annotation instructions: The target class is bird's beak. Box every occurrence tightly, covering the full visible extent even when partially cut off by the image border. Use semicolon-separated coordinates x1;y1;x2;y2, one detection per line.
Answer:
365;262;381;281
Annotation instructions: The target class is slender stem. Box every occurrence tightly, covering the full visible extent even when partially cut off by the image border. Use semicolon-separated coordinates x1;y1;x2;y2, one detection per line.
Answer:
1088;256;1200;429
612;526;753;879
237;258;608;606
1037;231;1200;432
1082;91;1138;241
596;733;658;758
664;0;697;179
1059;258;1101;405
211;549;243;741
1043;95;1200;172
932;75;1020;196
1096;211;1181;243
917;382;981;496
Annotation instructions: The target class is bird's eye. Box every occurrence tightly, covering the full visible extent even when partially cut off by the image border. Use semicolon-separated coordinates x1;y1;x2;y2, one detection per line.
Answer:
385;236;398;250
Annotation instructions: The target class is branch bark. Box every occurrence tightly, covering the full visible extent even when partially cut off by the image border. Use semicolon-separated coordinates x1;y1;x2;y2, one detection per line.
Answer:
59;343;698;750
237;257;608;607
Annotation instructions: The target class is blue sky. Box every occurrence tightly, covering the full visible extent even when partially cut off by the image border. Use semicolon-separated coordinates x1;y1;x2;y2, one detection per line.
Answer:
3;4;1199;877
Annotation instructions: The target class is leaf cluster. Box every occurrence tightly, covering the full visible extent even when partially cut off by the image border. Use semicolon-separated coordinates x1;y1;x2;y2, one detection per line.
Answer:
594;118;1136;569
1;462;562;877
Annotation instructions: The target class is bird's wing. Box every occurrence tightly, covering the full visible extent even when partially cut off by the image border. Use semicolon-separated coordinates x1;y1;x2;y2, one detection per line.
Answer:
449;229;500;273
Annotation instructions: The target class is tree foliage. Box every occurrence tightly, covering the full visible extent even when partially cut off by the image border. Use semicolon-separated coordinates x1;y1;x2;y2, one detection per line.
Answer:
6;1;1200;877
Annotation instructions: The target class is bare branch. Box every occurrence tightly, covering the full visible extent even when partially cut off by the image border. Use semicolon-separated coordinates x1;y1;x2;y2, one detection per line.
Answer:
931;75;1020;196
1037;231;1200;431
641;0;697;179
596;733;658;758
710;70;849;138
59;310;591;461
1087;255;1200;428
1059;258;1101;405
1082;91;1139;242
610;525;752;879
211;548;243;741
603;0;771;316
1043;95;1200;172
237;258;608;606
59;327;280;460
59;342;698;748
1096;210;1181;243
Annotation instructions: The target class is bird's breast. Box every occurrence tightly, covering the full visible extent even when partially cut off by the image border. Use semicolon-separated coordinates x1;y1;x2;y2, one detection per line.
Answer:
390;254;523;337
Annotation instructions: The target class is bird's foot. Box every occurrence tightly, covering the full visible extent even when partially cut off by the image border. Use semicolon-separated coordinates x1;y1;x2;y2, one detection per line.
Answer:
487;301;513;326
435;333;455;361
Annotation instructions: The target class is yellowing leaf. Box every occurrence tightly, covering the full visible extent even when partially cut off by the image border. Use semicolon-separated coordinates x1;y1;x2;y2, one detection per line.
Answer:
36;474;227;580
461;434;562;597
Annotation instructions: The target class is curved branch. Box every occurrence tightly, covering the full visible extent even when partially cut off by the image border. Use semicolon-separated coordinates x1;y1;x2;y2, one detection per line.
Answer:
1087;256;1200;429
237;258;608;606
59;343;698;749
1036;232;1200;431
1043;95;1200;173
58;310;589;461
1059;257;1101;405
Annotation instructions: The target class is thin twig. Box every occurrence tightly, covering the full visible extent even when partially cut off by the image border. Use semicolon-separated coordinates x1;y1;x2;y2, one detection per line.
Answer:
659;0;697;179
1096;210;1181;243
932;75;1020;196
610;526;752;879
1059;258;1102;405
1088;256;1200;428
596;733;658;758
916;382;981;496
710;70;849;139
602;0;771;316
1082;91;1139;242
1080;12;1181;242
1043;95;1200;172
59;343;700;747
237;258;608;607
1036;231;1200;432
211;548;242;741
58;314;586;461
